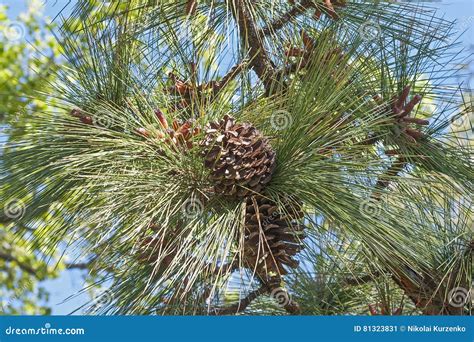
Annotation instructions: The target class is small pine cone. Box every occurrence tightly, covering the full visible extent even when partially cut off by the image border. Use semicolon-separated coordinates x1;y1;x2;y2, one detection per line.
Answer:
201;115;276;197
243;196;305;278
165;119;200;150
148;110;200;150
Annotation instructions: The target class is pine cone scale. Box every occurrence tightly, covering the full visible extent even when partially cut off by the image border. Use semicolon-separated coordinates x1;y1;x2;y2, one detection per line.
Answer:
243;196;306;278
202;116;276;198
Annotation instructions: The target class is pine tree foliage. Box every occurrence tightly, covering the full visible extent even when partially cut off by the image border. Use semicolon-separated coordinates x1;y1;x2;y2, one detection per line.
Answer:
2;0;472;315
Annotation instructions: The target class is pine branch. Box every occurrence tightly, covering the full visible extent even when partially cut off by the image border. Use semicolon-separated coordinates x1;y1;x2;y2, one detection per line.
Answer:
343;271;382;286
166;60;248;102
8;0;470;316
199;60;249;94
230;0;277;93
389;237;472;315
185;0;197;15
65;261;93;270
210;260;240;276
260;0;315;36
372;156;407;197
261;0;345;36
0;251;38;277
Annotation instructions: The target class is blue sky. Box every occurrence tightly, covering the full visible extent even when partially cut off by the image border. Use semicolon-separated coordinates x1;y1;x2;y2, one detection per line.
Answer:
2;0;473;315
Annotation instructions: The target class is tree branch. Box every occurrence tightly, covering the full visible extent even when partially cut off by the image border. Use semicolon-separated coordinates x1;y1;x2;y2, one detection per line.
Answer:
372;156;407;198
65;256;114;272
199;60;249;94
343;271;382;286
230;0;277;93
210;259;240;276
0;251;38;277
391;245;471;316
65;262;92;270
164;60;249;113
260;0;315;36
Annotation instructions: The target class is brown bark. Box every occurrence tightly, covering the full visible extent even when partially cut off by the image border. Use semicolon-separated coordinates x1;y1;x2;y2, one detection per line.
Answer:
230;0;278;93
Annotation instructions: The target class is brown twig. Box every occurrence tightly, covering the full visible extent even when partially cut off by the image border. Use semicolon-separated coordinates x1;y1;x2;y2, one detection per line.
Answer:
65;259;96;270
210;259;240;276
230;0;277;93
185;0;197;15
261;0;345;36
373;156;407;195
343;271;382;286
260;0;315;36
198;59;249;94
0;251;38;277
166;60;248;103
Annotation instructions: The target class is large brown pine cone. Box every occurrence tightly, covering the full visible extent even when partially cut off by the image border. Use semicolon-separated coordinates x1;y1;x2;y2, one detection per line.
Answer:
243;196;305;278
201;115;276;197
